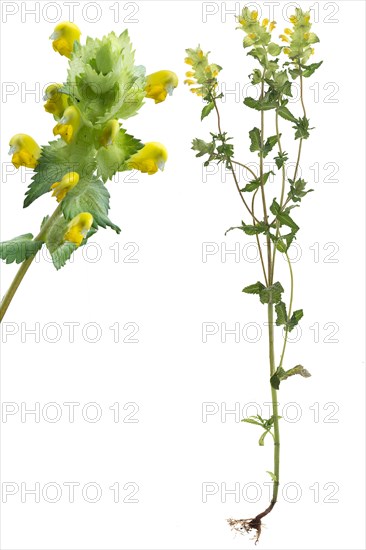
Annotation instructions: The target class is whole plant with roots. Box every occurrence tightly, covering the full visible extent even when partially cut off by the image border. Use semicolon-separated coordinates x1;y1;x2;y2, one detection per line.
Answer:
185;7;321;543
0;22;178;321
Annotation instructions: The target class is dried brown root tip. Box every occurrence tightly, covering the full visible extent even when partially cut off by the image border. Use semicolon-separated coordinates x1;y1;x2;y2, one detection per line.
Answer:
227;517;262;544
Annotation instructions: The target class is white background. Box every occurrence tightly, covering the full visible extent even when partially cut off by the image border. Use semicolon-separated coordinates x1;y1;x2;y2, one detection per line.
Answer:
0;1;365;549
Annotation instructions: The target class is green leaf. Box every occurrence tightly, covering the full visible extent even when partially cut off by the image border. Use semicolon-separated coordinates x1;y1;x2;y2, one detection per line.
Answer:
0;234;43;264
249;127;261;153
274;151;289;169
263;135;279;157
244;97;277;111
270;199;280;216
242;281;265;295
201;102;215;120
271;364;311;389
266;471;277;482
277;105;297;123
191;138;215;158
277;211;299;232
225;221;267;236
267;42;281;56
51;242;77;270
259;282;284;305
259;431;270;446
62;175;121;233
287;309;304;332
293;116;314;140
24;132;96;208
275;301;288;326
241;171;273;192
302;61;323;78
96;129;143;182
270;367;286;390
288;178;314;202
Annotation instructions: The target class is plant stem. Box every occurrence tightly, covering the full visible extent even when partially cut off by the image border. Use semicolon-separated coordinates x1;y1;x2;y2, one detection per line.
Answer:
278;249;294;370
0;203;63;322
268;302;280;503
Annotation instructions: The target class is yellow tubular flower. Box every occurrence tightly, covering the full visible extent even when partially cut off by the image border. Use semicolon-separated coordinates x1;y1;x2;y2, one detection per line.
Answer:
251;10;258;20
283;47;290;55
185;71;195;78
284;28;293;35
184;79;196;86
145;70;179;104
9;134;41;169
44;83;68;118
64;213;93;247
100;119;120;147
184;57;194;65
50;172;80;202
127;142;168;175
289;15;298;24
269;21;276;31
262;18;269;27
53;106;81;143
279;34;289;43
50;21;81;58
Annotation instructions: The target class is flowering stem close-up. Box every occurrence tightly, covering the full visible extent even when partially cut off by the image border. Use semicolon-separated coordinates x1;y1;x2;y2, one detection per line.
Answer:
186;6;321;542
0;22;178;321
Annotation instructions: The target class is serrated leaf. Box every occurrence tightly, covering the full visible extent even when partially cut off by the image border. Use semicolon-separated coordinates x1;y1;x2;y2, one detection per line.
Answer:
275;301;288;326
263;134;279;157
277;105;297;123
191;138;215;158
96;128;143;182
302;61;323;78
0;234;43;264
244;96;277;111
293;116;314;140
24;136;96;208
242;281;265;295
51;242;77;270
61;175;121;233
201;102;215;120
249;127;261;152
241;171;273;192
287;309;303;331
288;178;314;202
259;282;284;305
225;221;267;236
274;151;289;169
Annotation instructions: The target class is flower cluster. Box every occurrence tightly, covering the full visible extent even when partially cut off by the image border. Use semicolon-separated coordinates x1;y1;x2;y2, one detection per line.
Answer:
184;47;222;98
237;7;276;48
5;21;178;269
279;9;319;63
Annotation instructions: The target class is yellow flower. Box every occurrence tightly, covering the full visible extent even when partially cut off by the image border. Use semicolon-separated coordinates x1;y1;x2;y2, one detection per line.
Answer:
248;32;257;40
127;142;168;175
190;88;202;96
304;14;310;23
44;83;68;118
251;10;258;20
184;57;194;65
289;15;298;24
53;106;81;143
311;48;315;55
262;18;269;27
279;34;289;43
64;213;93;247
184;79;196;86
269;21;276;31
145;70;178;104
304;32;310;40
9;134;41;169
284;28;293;35
100;119;120;147
50;172;79;202
283;47;290;55
185;71;195;78
50;21;81;58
